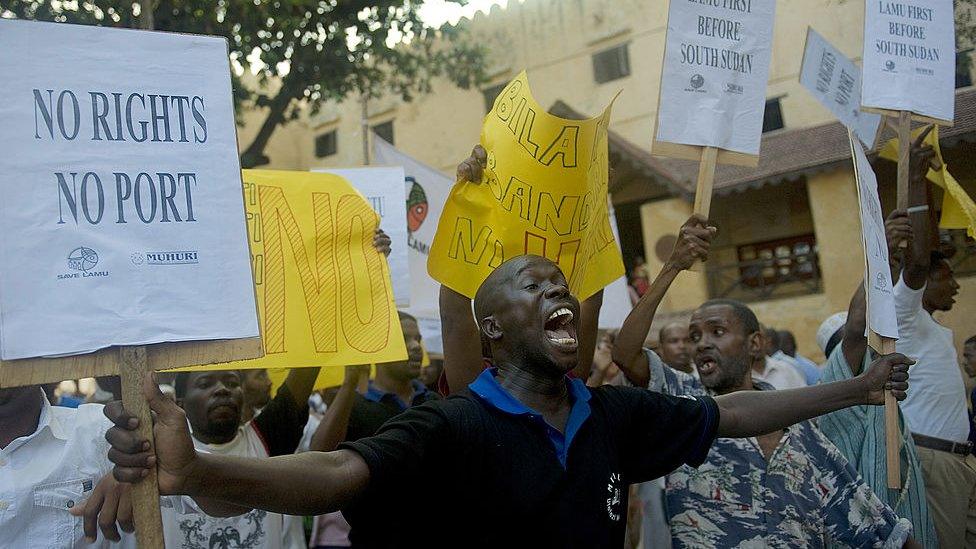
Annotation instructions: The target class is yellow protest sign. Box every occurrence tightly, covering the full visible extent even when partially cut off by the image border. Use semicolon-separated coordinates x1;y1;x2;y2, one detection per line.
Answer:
174;170;406;381
267;339;430;393
880;126;976;238
428;71;624;300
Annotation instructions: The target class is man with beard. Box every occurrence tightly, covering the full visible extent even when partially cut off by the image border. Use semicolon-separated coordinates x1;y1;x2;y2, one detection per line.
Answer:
100;240;915;549
612;216;920;548
658;322;693;376
159;367;319;549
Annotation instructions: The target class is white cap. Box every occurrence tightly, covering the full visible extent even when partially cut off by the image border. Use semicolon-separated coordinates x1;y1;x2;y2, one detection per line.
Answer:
817;312;848;354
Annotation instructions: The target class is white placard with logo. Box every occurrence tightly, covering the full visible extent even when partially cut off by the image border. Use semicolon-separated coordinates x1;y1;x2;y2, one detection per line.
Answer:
655;0;776;155
317;167;410;307
800;28;883;147
861;0;955;122
372;136;450;353
850;133;899;340
0;20;259;359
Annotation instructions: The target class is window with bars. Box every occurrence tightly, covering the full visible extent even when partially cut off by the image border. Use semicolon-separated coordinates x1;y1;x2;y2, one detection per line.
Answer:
736;235;819;289
592;44;631;84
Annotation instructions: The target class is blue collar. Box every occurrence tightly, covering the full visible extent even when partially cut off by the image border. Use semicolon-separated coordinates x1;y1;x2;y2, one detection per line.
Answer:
364;379;429;411
468;368;592;468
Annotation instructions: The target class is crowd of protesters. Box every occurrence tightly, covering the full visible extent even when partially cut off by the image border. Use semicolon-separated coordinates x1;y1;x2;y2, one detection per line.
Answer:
0;130;973;549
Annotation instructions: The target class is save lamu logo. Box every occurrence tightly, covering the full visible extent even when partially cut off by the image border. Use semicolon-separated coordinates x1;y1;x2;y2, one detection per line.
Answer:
58;247;109;280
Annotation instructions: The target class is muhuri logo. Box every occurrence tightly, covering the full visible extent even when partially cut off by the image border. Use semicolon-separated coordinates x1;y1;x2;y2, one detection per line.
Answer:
146;251;199;265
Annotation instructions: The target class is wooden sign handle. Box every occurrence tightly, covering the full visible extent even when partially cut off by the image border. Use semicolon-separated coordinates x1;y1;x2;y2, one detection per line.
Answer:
689;146;718;272
895;111;912;249
693;146;718;218
880;337;902;490
119;346;165;549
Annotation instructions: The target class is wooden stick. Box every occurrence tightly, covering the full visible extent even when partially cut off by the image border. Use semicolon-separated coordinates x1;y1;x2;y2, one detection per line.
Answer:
896;111;911;252
689;146;718;272
881;337;901;490
119;346;165;549
693;146;718;218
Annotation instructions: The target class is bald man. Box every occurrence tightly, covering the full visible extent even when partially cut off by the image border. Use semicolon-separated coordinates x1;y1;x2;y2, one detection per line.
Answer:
98;254;912;549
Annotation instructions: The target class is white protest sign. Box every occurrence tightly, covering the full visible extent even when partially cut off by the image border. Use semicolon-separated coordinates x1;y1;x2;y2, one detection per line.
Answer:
800;28;883;147
316;167;410;307
372;136;452;354
656;0;776;155
862;0;955;122
849;132;899;340
0;20;259;360
599;199;633;330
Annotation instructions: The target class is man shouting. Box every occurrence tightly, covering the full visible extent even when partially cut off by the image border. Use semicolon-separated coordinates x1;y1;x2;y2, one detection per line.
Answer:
99;254;911;548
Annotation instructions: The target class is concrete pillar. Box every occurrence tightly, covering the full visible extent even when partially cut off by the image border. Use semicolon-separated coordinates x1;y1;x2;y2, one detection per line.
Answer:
807;167;865;313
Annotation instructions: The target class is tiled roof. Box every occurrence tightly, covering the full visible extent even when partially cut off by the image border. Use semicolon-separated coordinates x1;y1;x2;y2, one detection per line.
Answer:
554;87;976;198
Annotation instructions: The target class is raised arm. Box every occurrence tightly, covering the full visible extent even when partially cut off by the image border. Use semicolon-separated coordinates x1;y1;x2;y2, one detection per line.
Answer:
715;353;911;437
103;374;369;517
613;215;715;387
901;126;937;290
438;146;493;393
574;289;604;380
841;282;868;375
309;365;369;452
440;285;484;393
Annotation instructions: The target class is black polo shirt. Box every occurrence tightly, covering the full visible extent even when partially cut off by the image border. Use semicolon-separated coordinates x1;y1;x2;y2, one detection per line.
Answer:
340;369;718;548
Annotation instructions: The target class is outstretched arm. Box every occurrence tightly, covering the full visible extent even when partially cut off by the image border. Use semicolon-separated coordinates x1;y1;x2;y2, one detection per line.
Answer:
715;353;911;437
613;216;714;387
183;450;369;516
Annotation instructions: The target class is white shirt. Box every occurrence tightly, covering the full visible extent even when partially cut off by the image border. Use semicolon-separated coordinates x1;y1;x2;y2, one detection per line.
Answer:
162;423;285;549
894;276;969;442
752;355;807;390
0;392;136;549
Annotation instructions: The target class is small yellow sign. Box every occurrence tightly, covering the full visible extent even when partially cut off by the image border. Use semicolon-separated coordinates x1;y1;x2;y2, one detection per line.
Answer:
428;71;624;300
174;170;406;382
880;125;976;238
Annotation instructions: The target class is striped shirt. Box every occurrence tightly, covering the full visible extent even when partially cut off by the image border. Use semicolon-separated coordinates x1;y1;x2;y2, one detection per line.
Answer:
817;347;937;548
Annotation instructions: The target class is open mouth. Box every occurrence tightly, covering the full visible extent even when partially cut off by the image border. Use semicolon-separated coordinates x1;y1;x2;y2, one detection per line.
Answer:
544;307;578;350
696;357;718;377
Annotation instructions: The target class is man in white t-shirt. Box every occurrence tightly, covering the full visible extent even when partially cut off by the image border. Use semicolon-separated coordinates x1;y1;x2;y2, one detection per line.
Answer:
163;368;319;549
0;385;136;549
884;129;971;548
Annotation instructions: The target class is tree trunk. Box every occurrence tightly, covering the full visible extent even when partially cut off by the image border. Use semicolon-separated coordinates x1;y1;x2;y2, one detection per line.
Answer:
239;84;294;169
